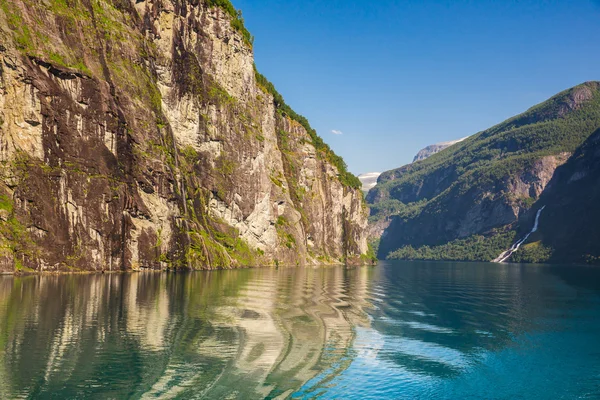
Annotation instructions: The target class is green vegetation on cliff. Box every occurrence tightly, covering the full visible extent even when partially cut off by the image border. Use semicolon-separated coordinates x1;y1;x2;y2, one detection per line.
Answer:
0;0;368;271
510;241;553;264
510;128;600;265
254;65;362;190
206;0;254;46
387;230;516;262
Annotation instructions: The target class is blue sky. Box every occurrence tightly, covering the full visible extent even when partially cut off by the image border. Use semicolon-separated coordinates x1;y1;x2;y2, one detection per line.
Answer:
234;0;600;174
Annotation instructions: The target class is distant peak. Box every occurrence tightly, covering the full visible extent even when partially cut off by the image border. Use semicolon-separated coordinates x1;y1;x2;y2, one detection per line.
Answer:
412;137;468;163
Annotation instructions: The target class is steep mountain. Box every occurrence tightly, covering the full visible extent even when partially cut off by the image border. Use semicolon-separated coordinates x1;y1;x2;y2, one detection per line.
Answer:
358;172;381;193
509;128;600;265
0;0;369;273
412;137;468;162
368;82;600;261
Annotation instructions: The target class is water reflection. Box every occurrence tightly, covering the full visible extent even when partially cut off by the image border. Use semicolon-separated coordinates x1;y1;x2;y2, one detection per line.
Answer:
0;262;599;399
0;267;374;399
300;262;600;399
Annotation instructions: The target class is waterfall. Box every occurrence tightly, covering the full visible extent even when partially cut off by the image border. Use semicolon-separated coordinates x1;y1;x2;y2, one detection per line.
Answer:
492;206;546;263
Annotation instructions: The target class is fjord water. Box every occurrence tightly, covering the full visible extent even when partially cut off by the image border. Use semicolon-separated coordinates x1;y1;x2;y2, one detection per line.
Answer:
0;262;599;399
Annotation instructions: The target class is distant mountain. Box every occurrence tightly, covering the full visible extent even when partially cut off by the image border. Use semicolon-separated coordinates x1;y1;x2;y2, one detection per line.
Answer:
367;82;600;263
413;138;468;162
358;172;381;193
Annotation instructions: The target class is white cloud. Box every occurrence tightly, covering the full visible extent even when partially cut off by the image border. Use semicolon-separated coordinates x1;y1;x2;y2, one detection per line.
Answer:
331;129;343;135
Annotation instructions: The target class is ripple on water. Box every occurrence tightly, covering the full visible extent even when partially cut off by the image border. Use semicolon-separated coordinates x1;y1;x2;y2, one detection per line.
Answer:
0;263;599;399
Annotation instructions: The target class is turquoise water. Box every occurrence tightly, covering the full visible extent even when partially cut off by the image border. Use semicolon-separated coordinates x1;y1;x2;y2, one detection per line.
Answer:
0;261;599;399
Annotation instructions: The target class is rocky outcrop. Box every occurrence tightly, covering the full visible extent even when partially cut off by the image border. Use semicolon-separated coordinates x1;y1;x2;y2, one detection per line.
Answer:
0;0;368;272
511;128;600;264
412;137;467;162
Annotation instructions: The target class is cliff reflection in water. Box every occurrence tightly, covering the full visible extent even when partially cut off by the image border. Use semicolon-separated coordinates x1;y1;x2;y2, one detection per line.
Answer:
1;263;599;399
0;267;374;399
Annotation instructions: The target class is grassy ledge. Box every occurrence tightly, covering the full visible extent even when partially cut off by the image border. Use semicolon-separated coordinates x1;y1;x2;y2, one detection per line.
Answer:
205;0;254;47
254;64;362;190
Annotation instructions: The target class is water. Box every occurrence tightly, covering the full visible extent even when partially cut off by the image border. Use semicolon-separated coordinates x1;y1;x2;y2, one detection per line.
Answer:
0;261;599;399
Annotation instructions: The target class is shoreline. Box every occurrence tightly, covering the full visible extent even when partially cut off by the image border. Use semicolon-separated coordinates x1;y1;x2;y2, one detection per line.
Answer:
2;262;377;276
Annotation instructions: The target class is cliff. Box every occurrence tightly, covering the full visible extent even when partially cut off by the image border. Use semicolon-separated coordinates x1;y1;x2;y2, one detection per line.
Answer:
368;82;600;262
0;0;369;272
510;128;600;264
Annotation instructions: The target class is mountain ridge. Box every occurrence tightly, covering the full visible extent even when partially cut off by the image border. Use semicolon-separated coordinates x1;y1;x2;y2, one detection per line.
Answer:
369;81;600;263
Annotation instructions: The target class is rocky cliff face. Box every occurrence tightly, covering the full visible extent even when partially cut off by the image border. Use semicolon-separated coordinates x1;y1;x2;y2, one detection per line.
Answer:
378;152;569;254
510;128;600;264
368;82;600;261
0;0;368;272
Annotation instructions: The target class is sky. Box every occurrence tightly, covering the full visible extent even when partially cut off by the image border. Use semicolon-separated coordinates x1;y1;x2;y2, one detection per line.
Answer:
234;0;600;174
